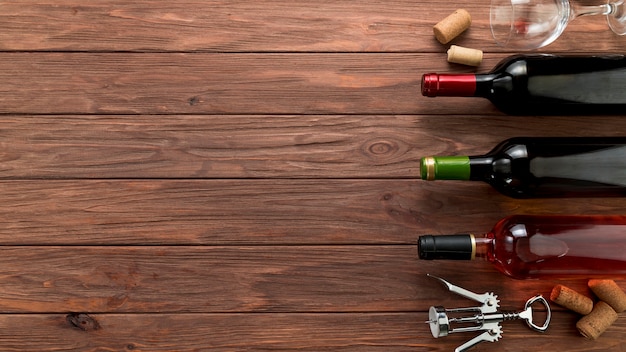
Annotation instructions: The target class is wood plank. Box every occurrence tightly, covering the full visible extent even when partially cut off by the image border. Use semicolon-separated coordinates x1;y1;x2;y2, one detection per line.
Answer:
5;1;626;351
2;115;626;179
0;52;501;115
0;1;623;53
4;52;626;115
2;180;626;245
0;245;618;313
0;312;623;351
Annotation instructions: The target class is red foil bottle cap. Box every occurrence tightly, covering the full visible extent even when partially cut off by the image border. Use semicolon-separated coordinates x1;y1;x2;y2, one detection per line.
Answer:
421;73;477;97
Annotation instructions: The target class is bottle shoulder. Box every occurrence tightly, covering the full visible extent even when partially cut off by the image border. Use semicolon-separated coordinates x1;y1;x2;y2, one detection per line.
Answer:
497;56;528;76
472;142;532;198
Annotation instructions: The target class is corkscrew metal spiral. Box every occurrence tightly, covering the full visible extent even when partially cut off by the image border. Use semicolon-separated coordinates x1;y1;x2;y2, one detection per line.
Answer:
425;274;551;352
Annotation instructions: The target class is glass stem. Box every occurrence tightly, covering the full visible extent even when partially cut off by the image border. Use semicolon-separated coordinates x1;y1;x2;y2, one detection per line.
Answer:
572;4;614;18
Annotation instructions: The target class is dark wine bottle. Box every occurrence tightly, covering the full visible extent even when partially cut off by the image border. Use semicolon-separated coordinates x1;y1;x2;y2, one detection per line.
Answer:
421;137;626;198
421;54;626;114
418;214;626;279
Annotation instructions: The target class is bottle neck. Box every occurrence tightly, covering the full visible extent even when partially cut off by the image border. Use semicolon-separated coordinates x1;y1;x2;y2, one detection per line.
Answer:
421;156;493;181
474;235;493;260
421;73;496;97
418;233;493;261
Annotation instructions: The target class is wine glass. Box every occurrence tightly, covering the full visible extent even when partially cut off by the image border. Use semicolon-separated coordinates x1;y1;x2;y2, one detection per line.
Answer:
490;0;626;49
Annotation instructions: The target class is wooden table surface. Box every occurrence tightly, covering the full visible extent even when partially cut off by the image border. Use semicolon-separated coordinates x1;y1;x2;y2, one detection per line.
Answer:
1;1;625;351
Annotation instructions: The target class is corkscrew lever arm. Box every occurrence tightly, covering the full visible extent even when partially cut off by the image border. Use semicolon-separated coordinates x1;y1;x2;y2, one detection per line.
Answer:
427;274;499;312
454;330;501;352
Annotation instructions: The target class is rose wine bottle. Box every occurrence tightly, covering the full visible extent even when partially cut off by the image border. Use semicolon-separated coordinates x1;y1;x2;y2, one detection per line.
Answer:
421;54;626;114
421;137;626;198
418;215;626;279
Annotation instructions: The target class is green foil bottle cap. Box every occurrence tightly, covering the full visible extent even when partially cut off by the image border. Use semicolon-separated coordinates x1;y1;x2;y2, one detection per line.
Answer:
420;156;471;180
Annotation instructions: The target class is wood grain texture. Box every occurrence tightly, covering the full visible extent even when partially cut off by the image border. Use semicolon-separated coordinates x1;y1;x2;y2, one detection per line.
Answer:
0;313;626;352
0;52;496;115
0;0;624;53
0;313;623;352
2;0;626;350
2;180;626;245
2;115;626;179
0;245;610;314
3;52;626;115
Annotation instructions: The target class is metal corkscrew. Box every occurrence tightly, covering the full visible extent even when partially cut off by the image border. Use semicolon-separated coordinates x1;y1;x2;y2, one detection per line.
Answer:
425;274;551;352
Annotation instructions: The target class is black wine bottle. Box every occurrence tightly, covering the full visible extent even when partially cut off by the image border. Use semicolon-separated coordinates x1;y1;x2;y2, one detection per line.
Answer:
418;214;626;279
421;54;626;115
420;137;626;198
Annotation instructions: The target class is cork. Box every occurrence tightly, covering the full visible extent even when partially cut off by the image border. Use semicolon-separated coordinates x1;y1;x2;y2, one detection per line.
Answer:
576;301;618;340
447;45;483;66
550;285;594;315
588;279;626;313
433;9;472;44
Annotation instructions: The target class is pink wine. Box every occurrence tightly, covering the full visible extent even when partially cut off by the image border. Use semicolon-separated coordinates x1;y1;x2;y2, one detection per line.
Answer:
422;54;626;115
418;215;626;279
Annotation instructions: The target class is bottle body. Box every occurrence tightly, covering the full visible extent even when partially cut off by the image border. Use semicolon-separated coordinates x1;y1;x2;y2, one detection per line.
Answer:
421;54;626;114
421;137;626;198
418;215;626;279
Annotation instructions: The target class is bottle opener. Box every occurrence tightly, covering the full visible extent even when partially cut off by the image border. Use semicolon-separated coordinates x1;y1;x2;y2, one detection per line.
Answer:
426;274;551;352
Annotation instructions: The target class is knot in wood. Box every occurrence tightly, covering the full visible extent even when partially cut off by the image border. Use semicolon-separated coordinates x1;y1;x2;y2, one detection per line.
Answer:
364;138;399;156
66;313;100;331
361;137;407;164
